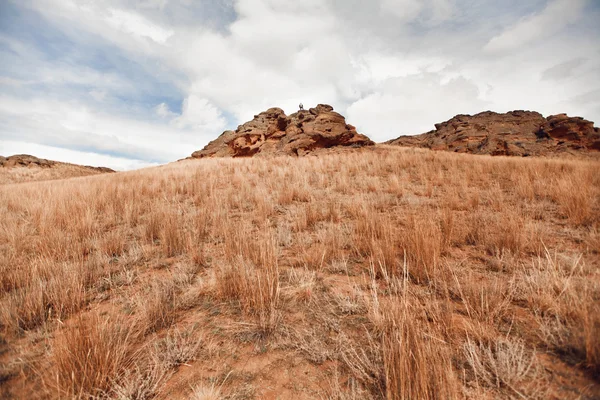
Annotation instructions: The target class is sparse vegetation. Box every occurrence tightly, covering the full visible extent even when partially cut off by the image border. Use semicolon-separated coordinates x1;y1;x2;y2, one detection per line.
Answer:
0;146;599;398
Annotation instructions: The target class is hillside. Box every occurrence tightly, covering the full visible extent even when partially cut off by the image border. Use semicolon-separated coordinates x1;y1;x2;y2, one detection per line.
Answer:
191;104;373;158
387;111;600;157
0;146;598;399
0;154;115;185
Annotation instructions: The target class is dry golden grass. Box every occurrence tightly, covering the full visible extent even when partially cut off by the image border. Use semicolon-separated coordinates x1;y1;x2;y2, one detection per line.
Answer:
50;315;137;398
381;306;458;400
0;145;599;399
0;163;112;185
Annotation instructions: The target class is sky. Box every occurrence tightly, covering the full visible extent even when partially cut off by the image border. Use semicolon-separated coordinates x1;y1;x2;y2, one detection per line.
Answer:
0;0;599;170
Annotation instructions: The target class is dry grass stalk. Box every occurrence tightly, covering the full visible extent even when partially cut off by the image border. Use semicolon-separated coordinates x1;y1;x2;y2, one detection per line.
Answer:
50;315;137;398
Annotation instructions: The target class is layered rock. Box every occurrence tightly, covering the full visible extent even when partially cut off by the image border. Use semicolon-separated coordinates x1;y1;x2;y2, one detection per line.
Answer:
387;111;600;157
192;104;374;158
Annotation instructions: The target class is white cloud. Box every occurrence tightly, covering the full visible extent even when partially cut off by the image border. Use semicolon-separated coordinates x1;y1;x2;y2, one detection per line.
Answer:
541;58;587;81
484;0;587;53
429;0;455;24
1;0;599;170
380;0;423;22
0;95;214;163
106;8;174;44
171;95;227;131
89;90;108;102
347;74;486;140
155;102;176;118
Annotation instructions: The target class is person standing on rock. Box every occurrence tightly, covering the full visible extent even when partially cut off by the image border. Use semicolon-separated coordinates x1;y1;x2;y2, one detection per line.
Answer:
299;103;304;111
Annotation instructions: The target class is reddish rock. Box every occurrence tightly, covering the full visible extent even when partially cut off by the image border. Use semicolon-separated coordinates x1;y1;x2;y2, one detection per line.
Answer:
387;111;600;157
0;154;56;168
0;154;115;173
191;104;374;158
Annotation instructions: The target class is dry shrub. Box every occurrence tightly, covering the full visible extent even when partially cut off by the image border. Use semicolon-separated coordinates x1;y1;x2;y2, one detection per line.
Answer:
328;375;373;400
152;326;203;369
515;250;584;317
107;326;208;399
330;289;367;316
281;267;316;305
172;261;202;286
189;380;227;400
463;338;544;398
338;331;384;396
110;362;169;400
452;273;514;326
50;315;137;398
286;326;333;365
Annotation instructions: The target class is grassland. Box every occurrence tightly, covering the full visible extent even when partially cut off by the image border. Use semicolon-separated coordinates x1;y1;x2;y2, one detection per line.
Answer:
0;162;112;185
0;145;598;399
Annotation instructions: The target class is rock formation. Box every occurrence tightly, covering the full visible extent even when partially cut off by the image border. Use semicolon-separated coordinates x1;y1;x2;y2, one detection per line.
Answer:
387;111;600;157
0;154;115;184
191;104;374;158
0;154;114;172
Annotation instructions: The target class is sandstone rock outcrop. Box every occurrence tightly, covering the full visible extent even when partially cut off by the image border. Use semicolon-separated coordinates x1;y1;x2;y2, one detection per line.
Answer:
0;154;114;172
387;111;600;157
0;154;115;184
192;104;374;158
0;154;56;168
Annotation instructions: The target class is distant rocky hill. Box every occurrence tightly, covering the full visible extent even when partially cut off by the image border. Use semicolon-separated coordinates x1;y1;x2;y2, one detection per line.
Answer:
0;154;114;184
191;104;374;158
387;111;600;157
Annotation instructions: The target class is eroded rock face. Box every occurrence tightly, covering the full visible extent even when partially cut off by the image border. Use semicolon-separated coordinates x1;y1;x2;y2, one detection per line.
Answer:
191;104;374;158
387;111;600;157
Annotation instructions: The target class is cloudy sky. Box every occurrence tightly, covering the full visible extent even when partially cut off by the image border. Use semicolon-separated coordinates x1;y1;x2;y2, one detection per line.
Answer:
1;0;599;170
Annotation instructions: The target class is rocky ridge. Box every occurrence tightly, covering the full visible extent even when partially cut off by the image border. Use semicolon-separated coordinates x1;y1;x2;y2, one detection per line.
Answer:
0;154;114;172
387;111;600;157
192;104;374;158
0;154;115;184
